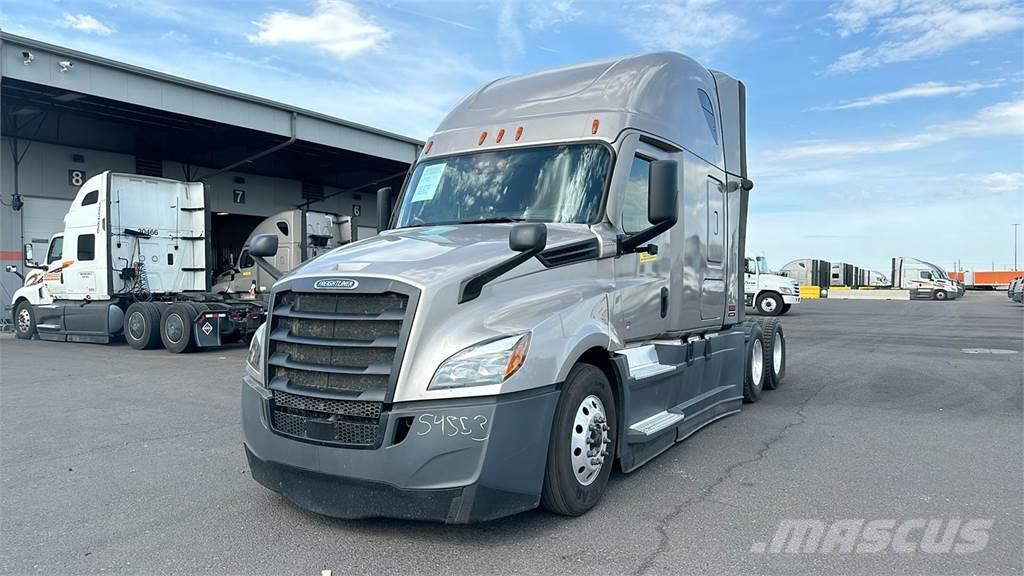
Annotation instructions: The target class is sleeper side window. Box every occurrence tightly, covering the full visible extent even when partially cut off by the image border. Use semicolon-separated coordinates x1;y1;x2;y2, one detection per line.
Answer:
81;190;98;206
697;89;718;144
77;234;96;261
622;156;651;234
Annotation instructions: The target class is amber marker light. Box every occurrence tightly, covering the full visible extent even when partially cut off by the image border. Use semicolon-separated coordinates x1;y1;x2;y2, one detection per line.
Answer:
504;334;531;380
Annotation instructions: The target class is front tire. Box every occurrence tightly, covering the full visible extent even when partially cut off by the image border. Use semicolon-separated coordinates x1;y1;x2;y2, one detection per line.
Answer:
934;290;948;301
743;322;766;403
756;292;784;316
541;363;616;517
160;303;198;353
780;303;792;315
13;300;35;340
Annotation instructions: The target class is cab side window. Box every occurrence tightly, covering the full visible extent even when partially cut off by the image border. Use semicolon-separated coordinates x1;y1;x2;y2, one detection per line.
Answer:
239;250;255;269
920;271;932;280
46;237;64;265
622;156;651;234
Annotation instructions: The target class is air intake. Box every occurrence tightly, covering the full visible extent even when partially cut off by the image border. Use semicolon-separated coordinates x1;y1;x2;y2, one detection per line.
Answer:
537;239;600;268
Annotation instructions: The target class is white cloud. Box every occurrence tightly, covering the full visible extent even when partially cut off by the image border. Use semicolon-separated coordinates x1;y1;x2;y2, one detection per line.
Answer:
622;0;744;55
813;80;1002;110
528;0;582;30
763;99;1024;162
978;171;1024;192
827;0;1024;73
247;0;389;59
497;0;525;59
61;13;114;35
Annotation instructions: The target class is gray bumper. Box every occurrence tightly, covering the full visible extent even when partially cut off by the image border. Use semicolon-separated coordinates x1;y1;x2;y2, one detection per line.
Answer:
242;378;559;523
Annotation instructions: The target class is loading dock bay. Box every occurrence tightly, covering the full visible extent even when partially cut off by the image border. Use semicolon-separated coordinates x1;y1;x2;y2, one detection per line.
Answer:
1;292;1019;575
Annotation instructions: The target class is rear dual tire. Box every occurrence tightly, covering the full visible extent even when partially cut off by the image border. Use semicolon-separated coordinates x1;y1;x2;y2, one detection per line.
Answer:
757;318;786;390
743;322;766;403
125;302;163;350
160;303;198;353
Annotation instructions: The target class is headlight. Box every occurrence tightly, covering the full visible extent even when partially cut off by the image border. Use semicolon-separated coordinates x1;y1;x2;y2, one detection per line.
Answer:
778;287;793;294
429;333;530;390
246;322;266;386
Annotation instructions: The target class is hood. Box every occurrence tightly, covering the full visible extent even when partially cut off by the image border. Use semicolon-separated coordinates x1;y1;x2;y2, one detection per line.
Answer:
758;273;799;289
287;223;599;289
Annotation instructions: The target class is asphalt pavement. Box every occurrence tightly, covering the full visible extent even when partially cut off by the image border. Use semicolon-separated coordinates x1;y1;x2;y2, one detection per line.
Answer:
1;292;1021;575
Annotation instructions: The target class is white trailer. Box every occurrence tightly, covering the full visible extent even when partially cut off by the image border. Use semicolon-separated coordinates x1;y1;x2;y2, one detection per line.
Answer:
9;172;265;351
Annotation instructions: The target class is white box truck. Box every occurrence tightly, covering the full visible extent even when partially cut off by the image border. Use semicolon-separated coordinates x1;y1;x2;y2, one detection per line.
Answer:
241;52;788;522
744;255;800;315
9;172;265;351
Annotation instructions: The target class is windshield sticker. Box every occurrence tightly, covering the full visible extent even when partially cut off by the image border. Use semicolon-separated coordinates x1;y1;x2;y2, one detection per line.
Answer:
411;163;445;202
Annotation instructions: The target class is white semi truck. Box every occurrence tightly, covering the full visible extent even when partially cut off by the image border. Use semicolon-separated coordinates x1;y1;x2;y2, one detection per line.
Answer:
9;172;265;351
241;52;789;522
744;256;800;315
891;257;961;300
212;210;352;297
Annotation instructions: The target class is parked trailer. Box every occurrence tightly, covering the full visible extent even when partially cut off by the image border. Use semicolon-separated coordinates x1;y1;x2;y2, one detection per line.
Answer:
9;172;264;351
212;209;353;297
241;52;788;522
890;257;960;300
780;258;831;293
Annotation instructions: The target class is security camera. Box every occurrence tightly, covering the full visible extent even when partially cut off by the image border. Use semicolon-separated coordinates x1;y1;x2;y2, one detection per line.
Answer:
21;50;34;65
58;60;74;72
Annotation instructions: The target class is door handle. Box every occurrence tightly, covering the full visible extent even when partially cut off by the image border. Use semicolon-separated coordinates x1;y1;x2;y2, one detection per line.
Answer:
660;287;669;318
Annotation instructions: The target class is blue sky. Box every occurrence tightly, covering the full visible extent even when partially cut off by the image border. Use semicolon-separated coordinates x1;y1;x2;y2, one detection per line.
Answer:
2;0;1022;272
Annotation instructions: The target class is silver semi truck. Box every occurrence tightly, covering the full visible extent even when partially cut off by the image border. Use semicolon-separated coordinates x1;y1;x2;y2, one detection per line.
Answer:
241;52;788;522
212;209;352;297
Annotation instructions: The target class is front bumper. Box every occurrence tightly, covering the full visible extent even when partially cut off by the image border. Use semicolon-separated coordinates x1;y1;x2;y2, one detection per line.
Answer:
782;294;801;304
242;377;559;523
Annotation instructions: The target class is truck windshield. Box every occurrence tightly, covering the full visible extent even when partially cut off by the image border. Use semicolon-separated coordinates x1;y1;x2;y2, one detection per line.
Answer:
756;257;770;274
394;144;611;228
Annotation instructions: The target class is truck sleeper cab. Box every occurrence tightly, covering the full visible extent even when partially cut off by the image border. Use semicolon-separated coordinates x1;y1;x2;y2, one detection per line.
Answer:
242;52;787;522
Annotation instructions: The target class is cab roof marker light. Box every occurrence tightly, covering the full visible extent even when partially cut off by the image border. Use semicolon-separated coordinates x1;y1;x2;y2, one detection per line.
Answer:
591;119;600;135
514;126;524;141
478;131;488;145
423;140;433;155
495;128;505;143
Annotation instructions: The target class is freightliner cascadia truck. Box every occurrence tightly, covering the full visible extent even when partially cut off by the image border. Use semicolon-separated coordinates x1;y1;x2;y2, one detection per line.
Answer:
9;172;264;351
241;52;788;522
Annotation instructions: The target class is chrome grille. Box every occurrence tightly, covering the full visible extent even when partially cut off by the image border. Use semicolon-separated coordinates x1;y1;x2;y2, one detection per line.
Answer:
266;286;413;448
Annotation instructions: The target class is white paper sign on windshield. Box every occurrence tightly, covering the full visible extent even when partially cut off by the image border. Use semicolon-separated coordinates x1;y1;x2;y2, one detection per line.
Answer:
411;163;446;202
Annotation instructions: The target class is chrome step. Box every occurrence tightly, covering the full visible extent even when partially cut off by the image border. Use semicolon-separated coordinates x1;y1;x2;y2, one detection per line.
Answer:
629;410;685;437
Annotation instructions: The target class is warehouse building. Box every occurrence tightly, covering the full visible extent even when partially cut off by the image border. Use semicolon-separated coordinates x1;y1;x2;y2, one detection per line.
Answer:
1;32;422;311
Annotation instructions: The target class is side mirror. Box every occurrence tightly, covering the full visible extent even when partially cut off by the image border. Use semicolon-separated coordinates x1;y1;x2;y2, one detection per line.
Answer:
249;234;278;257
377;187;393;232
23;243;34;265
248;234;283;280
620;160;679;254
509;223;547;253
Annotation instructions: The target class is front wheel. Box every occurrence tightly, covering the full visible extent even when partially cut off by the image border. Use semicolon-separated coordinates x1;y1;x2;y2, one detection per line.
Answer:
756;292;784;316
541;363;617;516
934;290;948;301
780;303;792;315
13;301;35;340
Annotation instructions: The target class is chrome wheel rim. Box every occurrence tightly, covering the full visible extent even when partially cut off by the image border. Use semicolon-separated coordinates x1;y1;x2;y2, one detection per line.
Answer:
751;339;764;387
165;314;184;343
571;394;610;486
128;311;146;340
761;297;777;313
17;308;31;333
773;334;783;375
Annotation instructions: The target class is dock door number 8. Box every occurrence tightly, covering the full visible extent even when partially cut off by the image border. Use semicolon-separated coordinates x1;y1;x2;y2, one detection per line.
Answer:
68;169;87;187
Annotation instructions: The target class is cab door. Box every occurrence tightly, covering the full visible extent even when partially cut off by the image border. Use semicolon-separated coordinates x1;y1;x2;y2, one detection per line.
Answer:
612;137;677;341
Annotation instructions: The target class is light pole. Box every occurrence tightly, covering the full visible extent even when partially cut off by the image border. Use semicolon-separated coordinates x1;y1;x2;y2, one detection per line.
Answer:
1014;223;1021;271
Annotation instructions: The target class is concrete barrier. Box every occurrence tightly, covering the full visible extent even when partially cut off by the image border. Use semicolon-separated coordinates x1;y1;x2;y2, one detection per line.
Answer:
827;289;910;300
799;285;821;299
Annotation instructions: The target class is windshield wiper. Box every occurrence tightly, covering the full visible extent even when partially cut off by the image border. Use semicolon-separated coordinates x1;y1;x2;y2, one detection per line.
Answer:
461;217;527;224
